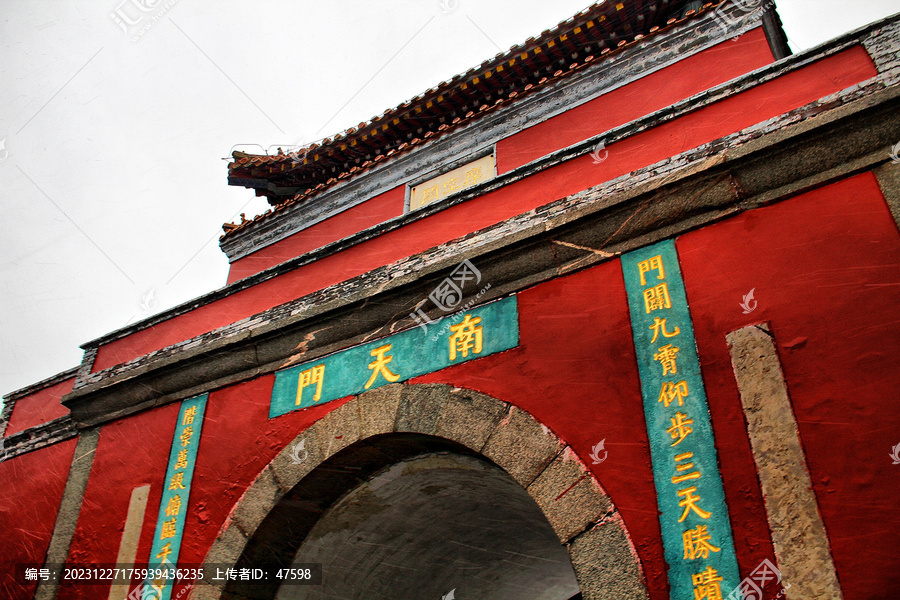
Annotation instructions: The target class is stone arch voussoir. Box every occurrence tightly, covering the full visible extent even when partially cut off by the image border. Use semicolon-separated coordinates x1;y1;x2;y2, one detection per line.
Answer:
193;383;649;600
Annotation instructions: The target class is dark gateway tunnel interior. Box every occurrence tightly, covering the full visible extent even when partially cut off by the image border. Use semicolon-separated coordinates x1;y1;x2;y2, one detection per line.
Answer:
225;434;583;600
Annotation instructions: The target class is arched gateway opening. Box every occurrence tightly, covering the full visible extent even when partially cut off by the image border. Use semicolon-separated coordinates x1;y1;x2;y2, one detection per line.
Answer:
195;384;649;600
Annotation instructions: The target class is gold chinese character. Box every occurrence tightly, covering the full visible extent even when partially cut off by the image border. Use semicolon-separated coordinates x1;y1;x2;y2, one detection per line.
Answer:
692;566;724;599
463;166;482;187
296;364;325;405
180;426;193;447
156;542;172;562
643;283;672;313
160;517;177;540
182;406;197;426
683;525;720;560
659;380;689;408
637;255;665;285
672;451;701;484
449;314;483;361
169;472;186;490
667;412;694;447
677;486;712;522
365;344;400;389
654;344;680;376
165;495;182;517
649;317;680;343
443;177;461;194
421;184;440;204
174;449;189;470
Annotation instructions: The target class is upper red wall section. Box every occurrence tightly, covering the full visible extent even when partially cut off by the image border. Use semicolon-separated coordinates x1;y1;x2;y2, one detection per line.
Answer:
226;186;406;284
4;377;73;437
497;27;775;172
224;29;773;287
91;42;876;373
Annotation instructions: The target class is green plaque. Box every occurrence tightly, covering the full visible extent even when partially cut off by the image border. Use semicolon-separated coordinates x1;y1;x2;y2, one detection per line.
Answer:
143;394;207;599
621;240;740;600
270;296;519;418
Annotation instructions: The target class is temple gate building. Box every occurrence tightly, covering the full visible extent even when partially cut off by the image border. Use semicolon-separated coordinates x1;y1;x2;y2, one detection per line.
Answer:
2;1;899;599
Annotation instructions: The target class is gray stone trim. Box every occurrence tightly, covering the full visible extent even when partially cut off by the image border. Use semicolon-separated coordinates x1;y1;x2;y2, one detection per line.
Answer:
862;16;900;72
567;513;650;600
34;428;100;600
62;70;900;429
1;416;77;462
726;324;843;600
78;14;899;355
0;399;14;440
192;384;648;600
220;3;762;261
874;158;900;231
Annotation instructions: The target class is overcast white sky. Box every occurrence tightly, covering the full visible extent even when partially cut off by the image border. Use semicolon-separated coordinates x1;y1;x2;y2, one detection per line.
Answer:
1;0;898;398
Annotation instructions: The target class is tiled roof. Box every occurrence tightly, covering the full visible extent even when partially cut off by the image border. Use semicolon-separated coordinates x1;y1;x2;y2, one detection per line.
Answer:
223;0;722;237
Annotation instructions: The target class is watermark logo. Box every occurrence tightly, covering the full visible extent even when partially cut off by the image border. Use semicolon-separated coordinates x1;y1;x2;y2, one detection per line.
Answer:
411;259;491;337
290;439;309;465
442;589;456;600
109;0;181;42
139;288;158;314
890;443;900;465
281;136;310;167
589;139;608;164
430;259;481;311
589;439;608;464
439;0;458;13
740;288;758;314
890;141;900;164
726;559;786;600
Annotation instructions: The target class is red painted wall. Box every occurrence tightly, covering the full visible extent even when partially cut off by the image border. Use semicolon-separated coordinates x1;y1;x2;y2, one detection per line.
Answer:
226;185;407;284
24;173;899;600
413;261;673;599
225;28;774;286
0;440;77;600
91;45;876;374
57;401;181;600
496;27;775;173
4;378;74;437
676;173;900;600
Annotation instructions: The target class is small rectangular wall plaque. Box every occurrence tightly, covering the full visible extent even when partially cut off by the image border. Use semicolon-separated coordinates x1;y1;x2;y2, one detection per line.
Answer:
408;153;496;211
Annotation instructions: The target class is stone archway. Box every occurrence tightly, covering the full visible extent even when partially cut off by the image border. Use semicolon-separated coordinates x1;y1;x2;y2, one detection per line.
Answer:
192;384;649;600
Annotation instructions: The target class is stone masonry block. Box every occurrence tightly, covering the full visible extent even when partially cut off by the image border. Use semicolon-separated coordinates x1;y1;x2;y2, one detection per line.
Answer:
188;578;225;600
567;517;649;600
481;405;563;487
203;522;248;567
395;384;450;435
231;466;284;538
314;398;361;457
269;425;326;493
526;447;612;543
435;388;509;451
357;384;403;438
